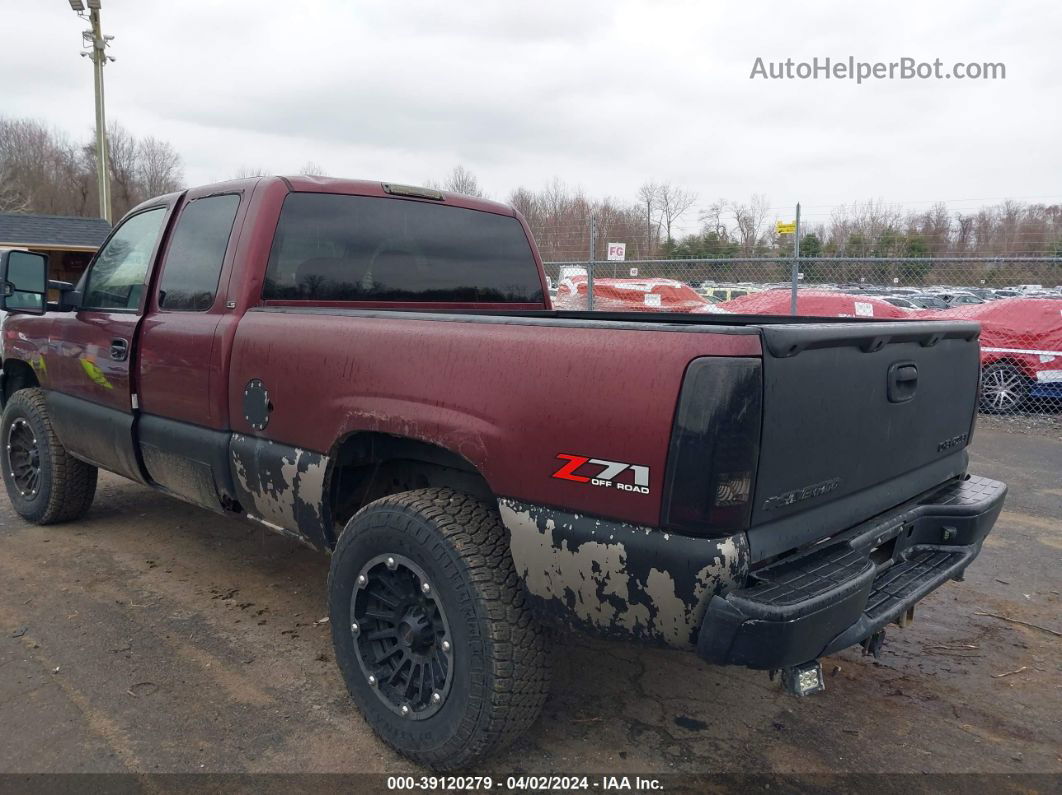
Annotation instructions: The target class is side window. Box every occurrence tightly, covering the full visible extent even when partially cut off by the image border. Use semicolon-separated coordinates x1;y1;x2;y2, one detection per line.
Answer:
157;194;241;311
82;207;167;311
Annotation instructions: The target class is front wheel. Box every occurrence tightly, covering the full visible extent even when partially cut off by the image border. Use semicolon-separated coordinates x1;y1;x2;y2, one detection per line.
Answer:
327;488;550;770
1;388;97;524
979;362;1031;414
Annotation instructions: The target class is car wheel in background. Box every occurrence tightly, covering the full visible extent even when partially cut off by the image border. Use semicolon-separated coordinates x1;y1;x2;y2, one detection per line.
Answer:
979;363;1031;414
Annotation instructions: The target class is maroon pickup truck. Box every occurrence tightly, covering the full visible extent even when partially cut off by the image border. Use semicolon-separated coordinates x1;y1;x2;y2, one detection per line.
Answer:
0;177;1006;769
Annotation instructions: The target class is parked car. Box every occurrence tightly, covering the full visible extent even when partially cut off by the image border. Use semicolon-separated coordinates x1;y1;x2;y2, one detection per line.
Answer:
719;289;911;318
555;276;713;312
924;297;1062;412
883;296;921;310
938;292;985;307
908;294;949;310
0;176;1005;768
701;285;752;302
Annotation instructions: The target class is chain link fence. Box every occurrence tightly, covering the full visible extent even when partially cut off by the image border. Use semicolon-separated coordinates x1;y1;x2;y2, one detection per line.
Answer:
543;255;1062;418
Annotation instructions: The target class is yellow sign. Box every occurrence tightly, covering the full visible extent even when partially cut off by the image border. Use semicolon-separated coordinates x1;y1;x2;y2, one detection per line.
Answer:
776;221;797;235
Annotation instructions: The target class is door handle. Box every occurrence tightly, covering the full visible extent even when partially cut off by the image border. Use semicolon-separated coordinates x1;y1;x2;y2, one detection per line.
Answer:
895;365;918;383
887;361;918;403
110;338;129;361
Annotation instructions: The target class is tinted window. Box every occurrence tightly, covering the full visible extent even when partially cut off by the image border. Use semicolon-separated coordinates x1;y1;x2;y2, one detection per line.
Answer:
263;193;543;303
83;208;166;310
158;194;240;311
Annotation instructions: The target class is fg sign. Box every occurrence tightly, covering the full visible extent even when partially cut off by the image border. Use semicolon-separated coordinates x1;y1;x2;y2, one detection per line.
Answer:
606;242;626;261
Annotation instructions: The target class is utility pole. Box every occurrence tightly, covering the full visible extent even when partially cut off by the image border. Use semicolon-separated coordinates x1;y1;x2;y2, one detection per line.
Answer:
789;202;801;315
645;197;652;259
69;1;114;223
588;213;597;311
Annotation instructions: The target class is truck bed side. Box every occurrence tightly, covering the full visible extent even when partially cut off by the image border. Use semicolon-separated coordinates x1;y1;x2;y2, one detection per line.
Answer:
225;307;762;544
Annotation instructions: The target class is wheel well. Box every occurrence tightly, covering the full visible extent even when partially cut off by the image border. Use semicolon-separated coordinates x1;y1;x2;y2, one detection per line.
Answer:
2;359;39;407
983;357;1033;379
327;432;494;544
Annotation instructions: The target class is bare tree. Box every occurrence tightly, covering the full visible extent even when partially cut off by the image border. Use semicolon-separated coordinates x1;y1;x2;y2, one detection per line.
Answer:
0;118;93;216
698;199;729;238
828;199;903;256
298;161;327;176
907;202;952;256
954;214;975;254
508;187;540;226
105;121;142;216
0;116;187;219
89;122;185;215
138;136;183;197
4;112;1061;261
656;183;697;244
0;165;28;213
730;194;770;254
440;165;483;197
505;179;649;261
637;182;661;256
233;166;268;179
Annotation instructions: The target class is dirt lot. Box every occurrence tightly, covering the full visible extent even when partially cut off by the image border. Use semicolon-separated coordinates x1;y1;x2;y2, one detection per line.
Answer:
0;426;1059;779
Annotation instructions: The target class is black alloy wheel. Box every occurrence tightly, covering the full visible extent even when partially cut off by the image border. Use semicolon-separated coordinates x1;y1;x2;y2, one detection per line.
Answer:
6;417;41;500
350;553;454;720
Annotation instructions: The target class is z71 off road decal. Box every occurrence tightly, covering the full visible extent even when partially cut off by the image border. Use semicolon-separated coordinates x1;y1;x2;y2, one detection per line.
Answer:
551;454;651;494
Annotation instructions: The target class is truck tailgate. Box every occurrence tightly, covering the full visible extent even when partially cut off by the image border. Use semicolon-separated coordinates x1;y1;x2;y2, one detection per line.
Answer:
747;320;982;562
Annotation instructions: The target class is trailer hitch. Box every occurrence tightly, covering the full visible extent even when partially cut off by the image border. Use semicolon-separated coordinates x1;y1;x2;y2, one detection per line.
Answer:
861;628;887;658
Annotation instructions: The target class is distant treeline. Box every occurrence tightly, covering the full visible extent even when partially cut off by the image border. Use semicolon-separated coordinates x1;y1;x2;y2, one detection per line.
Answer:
0;116;183;220
2;118;1059;267
427;167;1062;263
505;184;1062;263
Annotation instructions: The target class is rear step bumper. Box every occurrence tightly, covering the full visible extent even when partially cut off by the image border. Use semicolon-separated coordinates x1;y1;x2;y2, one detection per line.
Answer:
696;475;1007;670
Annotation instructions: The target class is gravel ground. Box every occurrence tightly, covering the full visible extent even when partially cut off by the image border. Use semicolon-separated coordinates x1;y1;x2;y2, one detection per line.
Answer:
977;410;1062;438
0;426;1058;784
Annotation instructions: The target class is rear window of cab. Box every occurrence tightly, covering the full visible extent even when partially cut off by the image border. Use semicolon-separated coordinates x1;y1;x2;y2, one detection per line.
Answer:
263;193;544;304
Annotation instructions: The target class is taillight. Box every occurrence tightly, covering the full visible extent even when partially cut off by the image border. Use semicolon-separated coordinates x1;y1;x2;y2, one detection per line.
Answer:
661;357;763;536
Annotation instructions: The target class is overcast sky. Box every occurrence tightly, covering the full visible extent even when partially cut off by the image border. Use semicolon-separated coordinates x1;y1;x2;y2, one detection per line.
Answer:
4;0;1061;230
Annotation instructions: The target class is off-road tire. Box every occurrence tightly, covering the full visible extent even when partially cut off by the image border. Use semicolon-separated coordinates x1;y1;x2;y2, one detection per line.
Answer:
328;488;551;770
1;388;97;524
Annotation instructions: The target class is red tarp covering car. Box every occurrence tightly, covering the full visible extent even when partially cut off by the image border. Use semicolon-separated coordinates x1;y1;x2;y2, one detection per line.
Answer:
924;298;1062;398
719;289;911;319
554;276;716;312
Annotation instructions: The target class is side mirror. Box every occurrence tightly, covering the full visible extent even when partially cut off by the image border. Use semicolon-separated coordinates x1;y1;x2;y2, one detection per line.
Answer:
47;280;82;310
59;288;83;311
0;250;48;315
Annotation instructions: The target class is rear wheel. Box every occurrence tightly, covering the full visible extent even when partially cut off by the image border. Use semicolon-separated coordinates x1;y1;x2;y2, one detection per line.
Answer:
1;388;97;524
979;363;1031;414
328;488;550;769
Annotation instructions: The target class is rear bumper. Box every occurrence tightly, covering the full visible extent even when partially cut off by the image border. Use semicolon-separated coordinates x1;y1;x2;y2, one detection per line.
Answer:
696;475;1006;669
